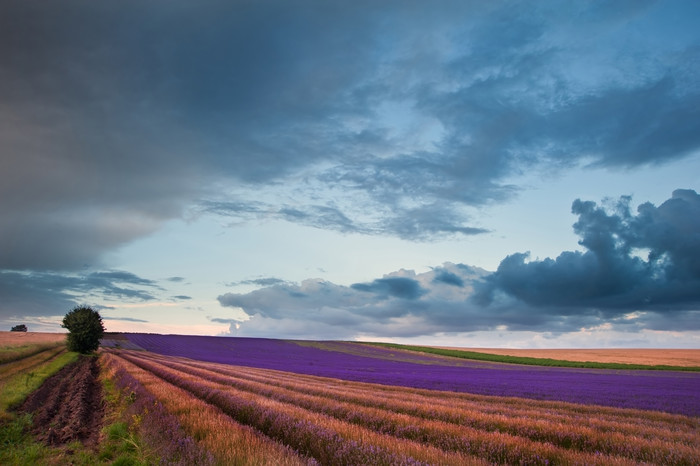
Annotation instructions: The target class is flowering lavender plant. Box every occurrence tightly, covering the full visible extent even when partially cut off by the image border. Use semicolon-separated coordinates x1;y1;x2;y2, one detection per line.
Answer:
126;334;700;417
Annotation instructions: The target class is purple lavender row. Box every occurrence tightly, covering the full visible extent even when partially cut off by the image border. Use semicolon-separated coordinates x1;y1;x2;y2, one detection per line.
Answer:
120;352;427;466
144;355;620;464
107;361;215;465
126;333;700;417
141;353;699;465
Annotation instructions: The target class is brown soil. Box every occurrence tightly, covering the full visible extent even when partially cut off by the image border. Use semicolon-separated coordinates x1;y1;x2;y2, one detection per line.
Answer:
438;347;700;367
19;355;104;447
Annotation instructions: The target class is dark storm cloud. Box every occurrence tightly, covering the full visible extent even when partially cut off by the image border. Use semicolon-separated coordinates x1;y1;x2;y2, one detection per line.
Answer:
0;270;162;319
476;190;700;315
2;0;699;270
0;271;81;319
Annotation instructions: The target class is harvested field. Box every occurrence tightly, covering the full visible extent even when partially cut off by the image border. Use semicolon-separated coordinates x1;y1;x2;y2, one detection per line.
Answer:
0;331;66;347
444;348;700;367
18;356;104;447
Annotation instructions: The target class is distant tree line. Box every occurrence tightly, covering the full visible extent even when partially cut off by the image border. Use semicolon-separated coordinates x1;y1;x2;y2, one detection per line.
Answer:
10;324;27;332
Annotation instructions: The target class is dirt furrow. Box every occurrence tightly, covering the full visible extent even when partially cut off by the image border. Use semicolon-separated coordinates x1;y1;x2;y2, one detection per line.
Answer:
19;355;104;447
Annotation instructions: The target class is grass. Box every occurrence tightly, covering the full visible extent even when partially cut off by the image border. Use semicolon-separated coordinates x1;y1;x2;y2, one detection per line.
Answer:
98;369;153;465
0;333;67;365
0;349;80;465
358;342;700;371
0;353;155;466
0;335;152;466
0;341;66;365
0;351;79;416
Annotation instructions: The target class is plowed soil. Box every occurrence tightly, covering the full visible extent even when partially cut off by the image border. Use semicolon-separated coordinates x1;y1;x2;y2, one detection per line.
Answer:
19;355;104;447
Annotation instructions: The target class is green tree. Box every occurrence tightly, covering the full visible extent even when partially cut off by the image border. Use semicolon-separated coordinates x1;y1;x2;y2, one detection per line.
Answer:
61;306;105;353
10;324;27;332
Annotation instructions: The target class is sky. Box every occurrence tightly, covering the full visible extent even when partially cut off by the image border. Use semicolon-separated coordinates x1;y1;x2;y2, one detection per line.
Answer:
1;0;700;348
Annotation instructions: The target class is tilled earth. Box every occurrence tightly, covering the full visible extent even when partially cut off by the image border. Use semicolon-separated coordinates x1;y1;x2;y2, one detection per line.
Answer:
19;355;104;447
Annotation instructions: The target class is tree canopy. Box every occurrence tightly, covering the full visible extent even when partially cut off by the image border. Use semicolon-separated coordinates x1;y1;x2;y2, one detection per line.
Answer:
61;306;105;353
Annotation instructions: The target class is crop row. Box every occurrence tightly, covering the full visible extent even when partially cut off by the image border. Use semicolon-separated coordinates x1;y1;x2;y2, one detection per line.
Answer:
0;339;66;365
0;345;67;384
145;351;698;449
102;352;312;465
0;345;75;417
106;349;699;465
109;350;483;465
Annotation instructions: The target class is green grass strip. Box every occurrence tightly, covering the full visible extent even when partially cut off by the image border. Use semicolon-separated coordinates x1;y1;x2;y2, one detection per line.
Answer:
0;341;65;365
358;342;700;371
0;351;80;414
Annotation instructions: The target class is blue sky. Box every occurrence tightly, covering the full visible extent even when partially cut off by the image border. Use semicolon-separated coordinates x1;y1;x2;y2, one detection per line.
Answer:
1;1;699;347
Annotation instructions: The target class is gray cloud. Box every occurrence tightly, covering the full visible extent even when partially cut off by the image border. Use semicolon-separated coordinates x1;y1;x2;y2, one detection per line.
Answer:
210;317;243;325
219;191;700;339
238;278;288;287
475;190;700;322
103;316;149;323
218;265;490;338
0;269;162;319
432;268;465;287
2;1;698;271
351;277;427;300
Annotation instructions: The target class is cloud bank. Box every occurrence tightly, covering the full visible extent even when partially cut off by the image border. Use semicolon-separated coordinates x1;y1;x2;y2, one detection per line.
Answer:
2;1;699;272
2;2;699;341
0;269;162;319
219;191;700;338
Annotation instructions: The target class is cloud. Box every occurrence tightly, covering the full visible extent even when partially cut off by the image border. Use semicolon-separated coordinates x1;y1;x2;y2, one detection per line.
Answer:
351;277;426;300
0;269;162;319
237;278;288;287
2;1;698;270
218;264;490;338
103;316;149;323
475;190;700;325
432;268;465;287
219;191;700;339
210;318;243;325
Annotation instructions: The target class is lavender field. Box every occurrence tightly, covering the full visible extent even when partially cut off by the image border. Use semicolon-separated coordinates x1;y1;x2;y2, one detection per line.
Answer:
123;333;700;417
100;335;700;465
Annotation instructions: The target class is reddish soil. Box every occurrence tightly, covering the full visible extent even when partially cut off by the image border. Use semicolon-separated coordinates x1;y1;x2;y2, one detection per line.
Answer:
19;355;104;447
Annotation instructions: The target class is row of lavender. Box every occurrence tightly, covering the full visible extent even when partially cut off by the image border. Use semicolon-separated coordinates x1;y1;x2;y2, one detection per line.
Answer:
109;349;700;465
125;333;700;417
101;356;215;465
